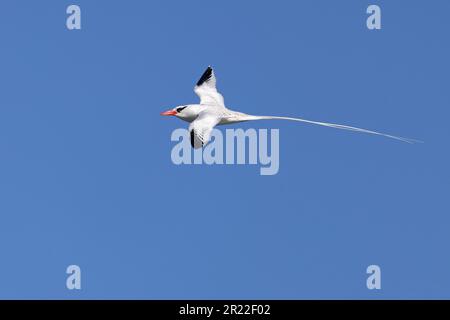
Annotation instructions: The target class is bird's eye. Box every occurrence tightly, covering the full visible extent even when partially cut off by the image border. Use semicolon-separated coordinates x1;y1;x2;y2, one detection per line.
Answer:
176;106;187;113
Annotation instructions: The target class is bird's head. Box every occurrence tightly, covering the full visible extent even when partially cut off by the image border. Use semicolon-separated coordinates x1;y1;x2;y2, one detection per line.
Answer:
160;105;185;116
160;105;199;121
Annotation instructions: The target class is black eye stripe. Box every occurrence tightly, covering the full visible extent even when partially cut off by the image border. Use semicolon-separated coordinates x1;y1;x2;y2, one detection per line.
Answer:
176;106;187;113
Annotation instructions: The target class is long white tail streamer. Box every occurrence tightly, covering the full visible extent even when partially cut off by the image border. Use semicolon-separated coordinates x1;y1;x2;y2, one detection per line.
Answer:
243;115;422;144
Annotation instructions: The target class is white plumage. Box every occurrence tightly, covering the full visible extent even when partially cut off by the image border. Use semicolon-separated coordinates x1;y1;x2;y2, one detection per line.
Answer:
161;66;420;148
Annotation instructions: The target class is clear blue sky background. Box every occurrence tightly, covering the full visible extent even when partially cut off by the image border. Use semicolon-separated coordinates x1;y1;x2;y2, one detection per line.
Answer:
0;0;449;299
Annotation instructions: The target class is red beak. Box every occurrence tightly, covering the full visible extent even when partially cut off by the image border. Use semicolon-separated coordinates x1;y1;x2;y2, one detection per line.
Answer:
160;110;177;116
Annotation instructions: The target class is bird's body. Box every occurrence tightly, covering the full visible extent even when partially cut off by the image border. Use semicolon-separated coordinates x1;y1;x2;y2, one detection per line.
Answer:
161;66;419;148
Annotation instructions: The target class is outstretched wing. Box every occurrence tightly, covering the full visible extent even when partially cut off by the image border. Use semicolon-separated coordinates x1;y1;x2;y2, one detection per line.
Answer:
194;66;225;107
188;111;221;149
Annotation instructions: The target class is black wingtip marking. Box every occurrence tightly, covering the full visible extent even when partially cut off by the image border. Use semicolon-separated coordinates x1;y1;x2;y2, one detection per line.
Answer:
196;66;213;86
190;130;195;148
190;130;203;149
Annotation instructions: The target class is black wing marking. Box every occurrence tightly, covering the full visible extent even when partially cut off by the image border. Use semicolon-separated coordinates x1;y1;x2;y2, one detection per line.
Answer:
196;66;213;87
190;130;195;148
190;130;203;149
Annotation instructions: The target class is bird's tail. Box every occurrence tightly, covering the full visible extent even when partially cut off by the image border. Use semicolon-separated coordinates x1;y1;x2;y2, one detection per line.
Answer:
240;114;422;144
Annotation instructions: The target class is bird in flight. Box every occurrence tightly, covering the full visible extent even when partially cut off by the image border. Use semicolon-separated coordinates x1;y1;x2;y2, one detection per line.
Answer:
161;66;419;148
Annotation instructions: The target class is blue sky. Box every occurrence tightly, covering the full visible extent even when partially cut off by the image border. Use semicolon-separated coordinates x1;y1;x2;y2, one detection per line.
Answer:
0;0;449;299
